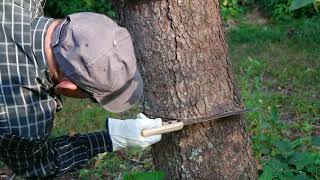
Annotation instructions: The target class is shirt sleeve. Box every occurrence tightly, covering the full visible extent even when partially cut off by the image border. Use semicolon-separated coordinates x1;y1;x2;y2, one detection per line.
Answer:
0;131;113;178
52;131;113;176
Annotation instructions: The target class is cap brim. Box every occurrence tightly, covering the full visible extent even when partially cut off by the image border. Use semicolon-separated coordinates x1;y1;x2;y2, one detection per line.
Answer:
94;71;143;113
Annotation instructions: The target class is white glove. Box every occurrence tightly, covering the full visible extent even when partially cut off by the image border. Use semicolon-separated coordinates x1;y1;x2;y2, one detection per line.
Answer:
107;113;162;151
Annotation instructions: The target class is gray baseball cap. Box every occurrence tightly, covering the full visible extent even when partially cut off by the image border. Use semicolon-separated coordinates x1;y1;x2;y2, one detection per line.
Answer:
51;12;143;113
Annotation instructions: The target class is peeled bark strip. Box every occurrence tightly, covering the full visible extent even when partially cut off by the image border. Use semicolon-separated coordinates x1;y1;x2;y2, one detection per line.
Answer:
114;0;257;179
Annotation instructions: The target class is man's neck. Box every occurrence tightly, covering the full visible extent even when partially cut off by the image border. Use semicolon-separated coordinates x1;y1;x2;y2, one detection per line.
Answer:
44;19;63;84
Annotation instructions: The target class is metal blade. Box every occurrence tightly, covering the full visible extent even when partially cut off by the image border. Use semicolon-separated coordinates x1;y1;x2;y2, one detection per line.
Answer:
141;109;250;137
181;108;249;126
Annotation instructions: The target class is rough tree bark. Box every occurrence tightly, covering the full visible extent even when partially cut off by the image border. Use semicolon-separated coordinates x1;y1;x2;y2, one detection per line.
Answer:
114;1;257;179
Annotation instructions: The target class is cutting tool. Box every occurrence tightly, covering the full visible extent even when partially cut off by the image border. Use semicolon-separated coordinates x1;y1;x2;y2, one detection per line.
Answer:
142;109;249;137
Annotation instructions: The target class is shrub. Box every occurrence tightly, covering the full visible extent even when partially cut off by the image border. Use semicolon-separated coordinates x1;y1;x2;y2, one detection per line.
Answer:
44;0;116;19
252;0;319;21
221;0;245;20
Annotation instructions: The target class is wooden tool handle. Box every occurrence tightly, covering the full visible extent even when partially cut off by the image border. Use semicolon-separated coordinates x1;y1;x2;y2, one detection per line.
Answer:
141;121;184;137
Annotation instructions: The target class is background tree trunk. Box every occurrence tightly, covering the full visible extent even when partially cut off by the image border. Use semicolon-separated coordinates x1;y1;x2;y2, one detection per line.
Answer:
114;0;257;179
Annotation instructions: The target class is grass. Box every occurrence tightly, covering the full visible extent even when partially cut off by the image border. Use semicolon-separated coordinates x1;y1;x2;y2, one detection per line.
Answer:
52;98;136;136
228;17;320;179
0;15;319;180
229;17;320;129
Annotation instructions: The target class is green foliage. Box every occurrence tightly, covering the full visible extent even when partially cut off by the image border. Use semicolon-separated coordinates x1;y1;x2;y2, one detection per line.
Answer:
52;98;107;136
240;58;320;179
78;148;157;179
230;17;320;47
221;0;245;20
290;0;314;10
290;0;320;11
79;153;126;179
254;124;320;179
229;19;320;179
124;171;165;180
259;165;273;180
44;0;116;18
253;0;294;20
220;0;319;22
252;0;319;20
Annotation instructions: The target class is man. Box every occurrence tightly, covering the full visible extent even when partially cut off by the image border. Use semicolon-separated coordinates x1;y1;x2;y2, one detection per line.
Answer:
0;0;162;178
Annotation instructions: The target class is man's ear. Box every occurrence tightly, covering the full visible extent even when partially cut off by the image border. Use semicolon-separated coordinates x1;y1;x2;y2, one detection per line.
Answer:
54;80;78;96
54;79;90;98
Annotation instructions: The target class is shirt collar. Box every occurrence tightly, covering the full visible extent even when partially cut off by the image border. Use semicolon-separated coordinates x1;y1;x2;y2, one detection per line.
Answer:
31;16;54;71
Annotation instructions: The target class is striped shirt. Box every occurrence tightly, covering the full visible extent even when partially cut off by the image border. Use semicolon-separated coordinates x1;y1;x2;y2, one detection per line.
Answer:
0;0;112;178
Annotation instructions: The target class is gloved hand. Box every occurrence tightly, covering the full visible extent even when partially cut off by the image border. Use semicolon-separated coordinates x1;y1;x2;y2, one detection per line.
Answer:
107;113;162;151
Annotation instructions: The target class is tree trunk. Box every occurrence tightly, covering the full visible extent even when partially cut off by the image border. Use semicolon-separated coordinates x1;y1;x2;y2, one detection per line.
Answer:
113;1;257;179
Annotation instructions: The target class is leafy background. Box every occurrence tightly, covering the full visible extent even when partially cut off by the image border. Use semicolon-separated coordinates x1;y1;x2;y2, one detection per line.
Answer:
44;0;116;18
2;0;319;179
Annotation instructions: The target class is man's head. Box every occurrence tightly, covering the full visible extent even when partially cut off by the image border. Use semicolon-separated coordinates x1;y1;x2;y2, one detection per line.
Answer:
48;12;143;113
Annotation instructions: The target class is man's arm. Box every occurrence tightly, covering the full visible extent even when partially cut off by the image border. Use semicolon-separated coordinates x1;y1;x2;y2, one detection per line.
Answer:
0;130;112;178
1;114;161;178
52;131;113;176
